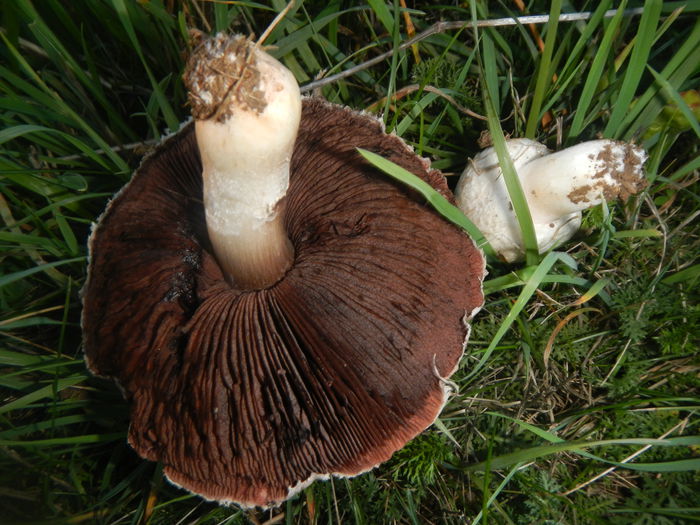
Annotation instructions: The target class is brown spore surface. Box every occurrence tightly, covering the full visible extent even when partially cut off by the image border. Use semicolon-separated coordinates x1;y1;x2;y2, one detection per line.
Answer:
82;98;484;508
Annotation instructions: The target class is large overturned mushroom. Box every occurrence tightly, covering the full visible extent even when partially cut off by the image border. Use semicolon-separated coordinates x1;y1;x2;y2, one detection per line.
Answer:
81;33;485;508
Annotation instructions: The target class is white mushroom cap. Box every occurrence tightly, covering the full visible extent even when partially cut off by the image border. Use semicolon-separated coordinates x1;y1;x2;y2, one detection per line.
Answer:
455;138;647;262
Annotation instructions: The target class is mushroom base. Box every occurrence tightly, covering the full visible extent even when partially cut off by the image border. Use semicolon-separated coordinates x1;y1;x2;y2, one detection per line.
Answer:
207;207;294;290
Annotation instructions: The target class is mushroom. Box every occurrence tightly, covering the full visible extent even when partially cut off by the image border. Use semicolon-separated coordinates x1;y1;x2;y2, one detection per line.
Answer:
454;138;647;262
81;33;485;508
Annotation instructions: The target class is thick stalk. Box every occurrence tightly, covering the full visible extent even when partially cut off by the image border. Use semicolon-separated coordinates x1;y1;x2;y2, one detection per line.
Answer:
184;34;301;290
519;140;647;224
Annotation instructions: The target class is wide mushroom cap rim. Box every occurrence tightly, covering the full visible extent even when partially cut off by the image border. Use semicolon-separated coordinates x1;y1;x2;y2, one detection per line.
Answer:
82;97;486;508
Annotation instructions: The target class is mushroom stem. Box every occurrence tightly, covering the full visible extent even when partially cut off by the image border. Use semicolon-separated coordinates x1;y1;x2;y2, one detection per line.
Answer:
518;140;648;224
183;34;300;289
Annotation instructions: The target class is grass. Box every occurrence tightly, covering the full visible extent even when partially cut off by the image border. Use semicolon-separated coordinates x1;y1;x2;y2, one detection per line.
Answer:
1;1;699;523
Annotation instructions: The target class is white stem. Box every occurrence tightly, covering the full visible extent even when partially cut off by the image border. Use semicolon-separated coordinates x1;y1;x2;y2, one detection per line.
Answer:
454;138;647;263
184;34;301;289
518;140;647;224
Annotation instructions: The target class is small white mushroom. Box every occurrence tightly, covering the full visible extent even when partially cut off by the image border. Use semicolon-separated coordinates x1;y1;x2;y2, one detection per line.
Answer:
454;138;648;262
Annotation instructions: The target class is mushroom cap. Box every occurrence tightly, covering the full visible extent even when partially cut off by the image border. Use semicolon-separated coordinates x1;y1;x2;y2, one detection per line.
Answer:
455;139;557;262
82;98;485;508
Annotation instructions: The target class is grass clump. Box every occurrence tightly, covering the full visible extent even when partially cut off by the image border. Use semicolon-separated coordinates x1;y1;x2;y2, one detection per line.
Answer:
1;1;698;523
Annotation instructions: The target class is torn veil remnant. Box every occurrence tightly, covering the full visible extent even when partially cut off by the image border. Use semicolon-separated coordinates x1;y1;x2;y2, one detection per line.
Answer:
454;138;648;263
81;33;485;508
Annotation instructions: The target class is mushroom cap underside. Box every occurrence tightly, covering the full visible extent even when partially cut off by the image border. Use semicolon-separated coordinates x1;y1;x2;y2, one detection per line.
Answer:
82;98;485;508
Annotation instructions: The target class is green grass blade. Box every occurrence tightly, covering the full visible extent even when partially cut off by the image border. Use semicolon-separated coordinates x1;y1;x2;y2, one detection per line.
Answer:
647;66;700;139
481;29;500;112
465;252;569;381
489;131;539;265
15;0;134;141
367;0;394;34
524;0;561;138
109;0;179;132
662;264;700;285
272;7;365;57
465;436;700;472
0;433;124;447
356;148;493;256
0;125;112;169
557;0;613;83
568;2;627;139
0;415;97;439
487;411;565;443
470;2;538;265
603;0;663;137
620;18;700;140
470;463;523;525
0;256;84;288
0;33;129;172
0;375;85;414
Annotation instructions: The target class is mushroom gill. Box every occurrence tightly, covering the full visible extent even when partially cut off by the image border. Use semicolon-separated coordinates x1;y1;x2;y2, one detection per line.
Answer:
82;64;485;508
